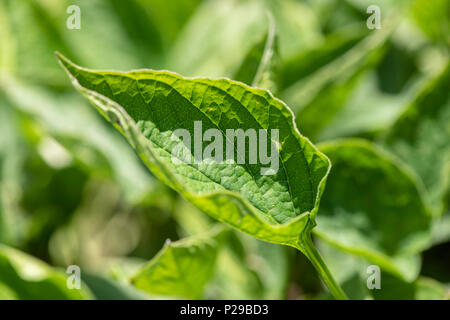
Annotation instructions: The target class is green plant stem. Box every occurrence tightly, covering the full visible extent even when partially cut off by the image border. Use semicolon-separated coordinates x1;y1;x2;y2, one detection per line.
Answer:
298;232;349;300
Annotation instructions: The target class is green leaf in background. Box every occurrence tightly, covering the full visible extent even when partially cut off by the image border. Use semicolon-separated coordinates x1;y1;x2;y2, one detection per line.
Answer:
280;23;395;141
383;62;450;216
280;4;439;143
315;70;422;142
0;244;92;299
316;139;432;281
282;20;393;115
233;13;280;93
131;226;225;299
317;238;449;300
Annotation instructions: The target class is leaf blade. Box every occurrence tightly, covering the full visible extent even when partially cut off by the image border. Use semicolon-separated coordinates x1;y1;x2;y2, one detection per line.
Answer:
56;52;331;248
131;226;225;299
316;139;432;281
384;62;450;216
0;244;92;300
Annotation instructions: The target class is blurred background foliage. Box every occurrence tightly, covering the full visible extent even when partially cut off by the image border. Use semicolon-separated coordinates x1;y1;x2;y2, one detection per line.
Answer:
0;0;448;299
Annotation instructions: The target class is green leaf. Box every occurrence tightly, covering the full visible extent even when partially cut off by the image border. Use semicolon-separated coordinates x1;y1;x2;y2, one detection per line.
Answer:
383;62;450;216
0;244;93;299
131;226;225;299
233;14;280;93
317;238;449;300
279;23;396;142
282;21;393;115
316;139;432;281
56;52;331;250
